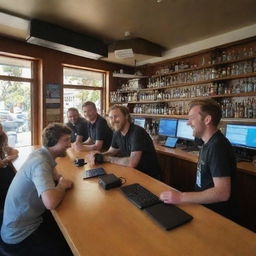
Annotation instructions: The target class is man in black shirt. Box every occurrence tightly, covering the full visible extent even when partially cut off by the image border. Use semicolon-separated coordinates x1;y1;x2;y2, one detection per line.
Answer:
66;108;88;143
91;105;160;178
73;101;112;152
160;99;238;221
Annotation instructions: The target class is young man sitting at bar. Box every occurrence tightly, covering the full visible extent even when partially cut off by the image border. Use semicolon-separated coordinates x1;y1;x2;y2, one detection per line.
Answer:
90;105;160;179
0;123;73;255
66;107;88;143
73;101;112;152
160;99;238;221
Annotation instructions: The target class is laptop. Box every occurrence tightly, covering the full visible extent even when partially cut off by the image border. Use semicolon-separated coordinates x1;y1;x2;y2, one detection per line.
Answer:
163;137;178;148
120;183;193;231
144;203;193;230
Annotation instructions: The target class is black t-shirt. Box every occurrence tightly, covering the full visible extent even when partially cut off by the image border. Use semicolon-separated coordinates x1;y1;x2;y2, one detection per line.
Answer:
66;117;88;143
82;114;112;151
195;130;238;220
111;124;160;178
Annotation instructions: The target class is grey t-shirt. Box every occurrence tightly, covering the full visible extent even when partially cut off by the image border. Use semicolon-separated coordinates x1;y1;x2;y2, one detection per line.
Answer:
1;146;56;244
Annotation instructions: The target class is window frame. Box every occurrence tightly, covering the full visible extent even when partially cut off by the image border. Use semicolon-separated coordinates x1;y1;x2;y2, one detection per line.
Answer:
0;54;41;146
62;64;108;117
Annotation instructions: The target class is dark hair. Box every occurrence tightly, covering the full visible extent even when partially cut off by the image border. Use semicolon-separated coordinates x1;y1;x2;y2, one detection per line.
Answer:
82;101;96;110
0;123;8;159
42;123;72;147
108;105;132;123
67;107;79;114
189;99;222;126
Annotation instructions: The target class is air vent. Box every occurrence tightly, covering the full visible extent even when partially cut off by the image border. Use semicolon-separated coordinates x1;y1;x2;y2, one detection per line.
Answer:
26;19;107;60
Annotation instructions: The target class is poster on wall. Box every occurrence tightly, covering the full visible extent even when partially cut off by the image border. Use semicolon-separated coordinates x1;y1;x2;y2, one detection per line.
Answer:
45;84;61;123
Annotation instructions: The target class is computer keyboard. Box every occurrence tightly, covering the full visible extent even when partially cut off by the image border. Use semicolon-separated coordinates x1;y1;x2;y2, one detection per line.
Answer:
120;183;162;209
83;167;106;179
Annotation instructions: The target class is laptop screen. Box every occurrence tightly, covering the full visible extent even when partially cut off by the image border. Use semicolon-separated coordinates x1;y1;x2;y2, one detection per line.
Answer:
164;137;178;148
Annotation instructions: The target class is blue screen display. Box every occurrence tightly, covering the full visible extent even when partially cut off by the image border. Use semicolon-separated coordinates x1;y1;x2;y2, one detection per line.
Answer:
225;124;256;150
176;119;194;140
134;118;146;128
158;119;177;137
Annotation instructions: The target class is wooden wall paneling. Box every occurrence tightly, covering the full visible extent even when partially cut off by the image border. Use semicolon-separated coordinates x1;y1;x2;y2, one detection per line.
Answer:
171;157;197;192
0;35;131;141
157;153;196;191
236;170;256;232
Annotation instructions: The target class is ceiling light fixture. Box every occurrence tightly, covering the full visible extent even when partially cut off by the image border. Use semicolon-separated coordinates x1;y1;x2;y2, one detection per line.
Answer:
109;37;164;59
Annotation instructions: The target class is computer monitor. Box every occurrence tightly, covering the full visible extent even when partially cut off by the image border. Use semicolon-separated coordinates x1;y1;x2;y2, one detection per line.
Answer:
225;124;256;150
134;118;146;128
176;119;194;141
158;118;177;137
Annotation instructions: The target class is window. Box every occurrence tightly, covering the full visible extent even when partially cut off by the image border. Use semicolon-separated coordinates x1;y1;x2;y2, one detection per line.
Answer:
0;56;33;147
63;66;106;122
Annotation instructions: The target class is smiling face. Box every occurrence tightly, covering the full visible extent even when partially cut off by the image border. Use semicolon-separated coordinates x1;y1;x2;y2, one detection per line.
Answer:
67;110;79;125
108;108;128;132
82;105;97;123
187;105;207;139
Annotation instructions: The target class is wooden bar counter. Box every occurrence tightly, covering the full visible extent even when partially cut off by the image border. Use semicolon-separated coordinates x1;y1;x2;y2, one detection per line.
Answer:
13;146;256;255
155;143;256;232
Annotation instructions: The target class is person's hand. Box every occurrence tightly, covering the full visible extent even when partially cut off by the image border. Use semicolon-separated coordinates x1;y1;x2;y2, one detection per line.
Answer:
72;142;84;152
58;176;73;190
5;155;17;162
87;152;96;166
160;190;182;204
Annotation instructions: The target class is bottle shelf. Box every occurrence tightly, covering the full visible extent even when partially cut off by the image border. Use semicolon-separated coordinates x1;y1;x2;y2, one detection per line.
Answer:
113;73;147;78
141;72;256;91
117;91;256;104
110;38;256;123
151;55;256;78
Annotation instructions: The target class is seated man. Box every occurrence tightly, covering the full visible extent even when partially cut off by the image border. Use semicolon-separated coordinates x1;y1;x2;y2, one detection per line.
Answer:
73;101;112;152
0;123;73;255
160;99;238;221
66;107;88;143
91;105;160;179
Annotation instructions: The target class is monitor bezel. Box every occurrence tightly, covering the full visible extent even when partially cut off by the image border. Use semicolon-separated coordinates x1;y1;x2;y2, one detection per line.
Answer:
225;123;256;150
133;118;146;128
158;118;178;137
176;119;195;141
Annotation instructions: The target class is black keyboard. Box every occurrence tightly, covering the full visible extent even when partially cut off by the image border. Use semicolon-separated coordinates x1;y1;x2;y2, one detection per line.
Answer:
83;167;106;179
120;183;162;209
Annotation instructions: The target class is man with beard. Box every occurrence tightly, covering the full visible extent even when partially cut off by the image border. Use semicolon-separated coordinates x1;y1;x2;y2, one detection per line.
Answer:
160;99;238;221
66;107;88;143
91;105;160;179
0;123;73;255
73;101;112;152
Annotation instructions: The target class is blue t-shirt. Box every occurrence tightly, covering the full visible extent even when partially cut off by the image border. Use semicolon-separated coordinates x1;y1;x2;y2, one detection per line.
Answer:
1;147;56;244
